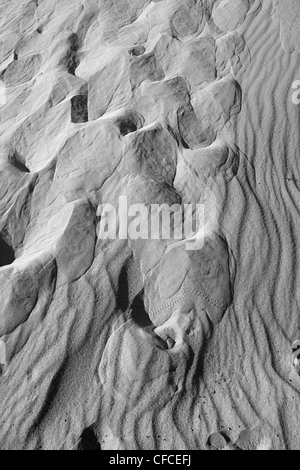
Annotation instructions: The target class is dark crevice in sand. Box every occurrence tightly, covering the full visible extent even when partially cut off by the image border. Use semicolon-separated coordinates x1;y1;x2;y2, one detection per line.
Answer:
116;110;145;136
71;94;88;123
130;292;171;351
78;427;101;450
8;151;30;173
130;291;153;328
31;363;66;429
116;112;143;136
180;135;190;149
62;33;80;76
292;340;300;376
118;118;138;136
0;237;15;267
116;265;129;312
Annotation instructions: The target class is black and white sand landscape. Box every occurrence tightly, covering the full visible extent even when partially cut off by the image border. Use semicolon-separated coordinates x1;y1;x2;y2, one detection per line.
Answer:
0;0;300;451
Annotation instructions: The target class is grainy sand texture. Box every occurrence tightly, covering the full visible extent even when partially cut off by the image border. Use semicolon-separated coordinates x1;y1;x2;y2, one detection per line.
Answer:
0;0;300;450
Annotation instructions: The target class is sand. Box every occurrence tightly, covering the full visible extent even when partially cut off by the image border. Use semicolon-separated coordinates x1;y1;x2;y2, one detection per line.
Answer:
0;0;299;450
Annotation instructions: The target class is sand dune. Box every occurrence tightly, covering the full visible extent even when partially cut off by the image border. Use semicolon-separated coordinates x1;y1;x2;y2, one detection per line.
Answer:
0;0;299;450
